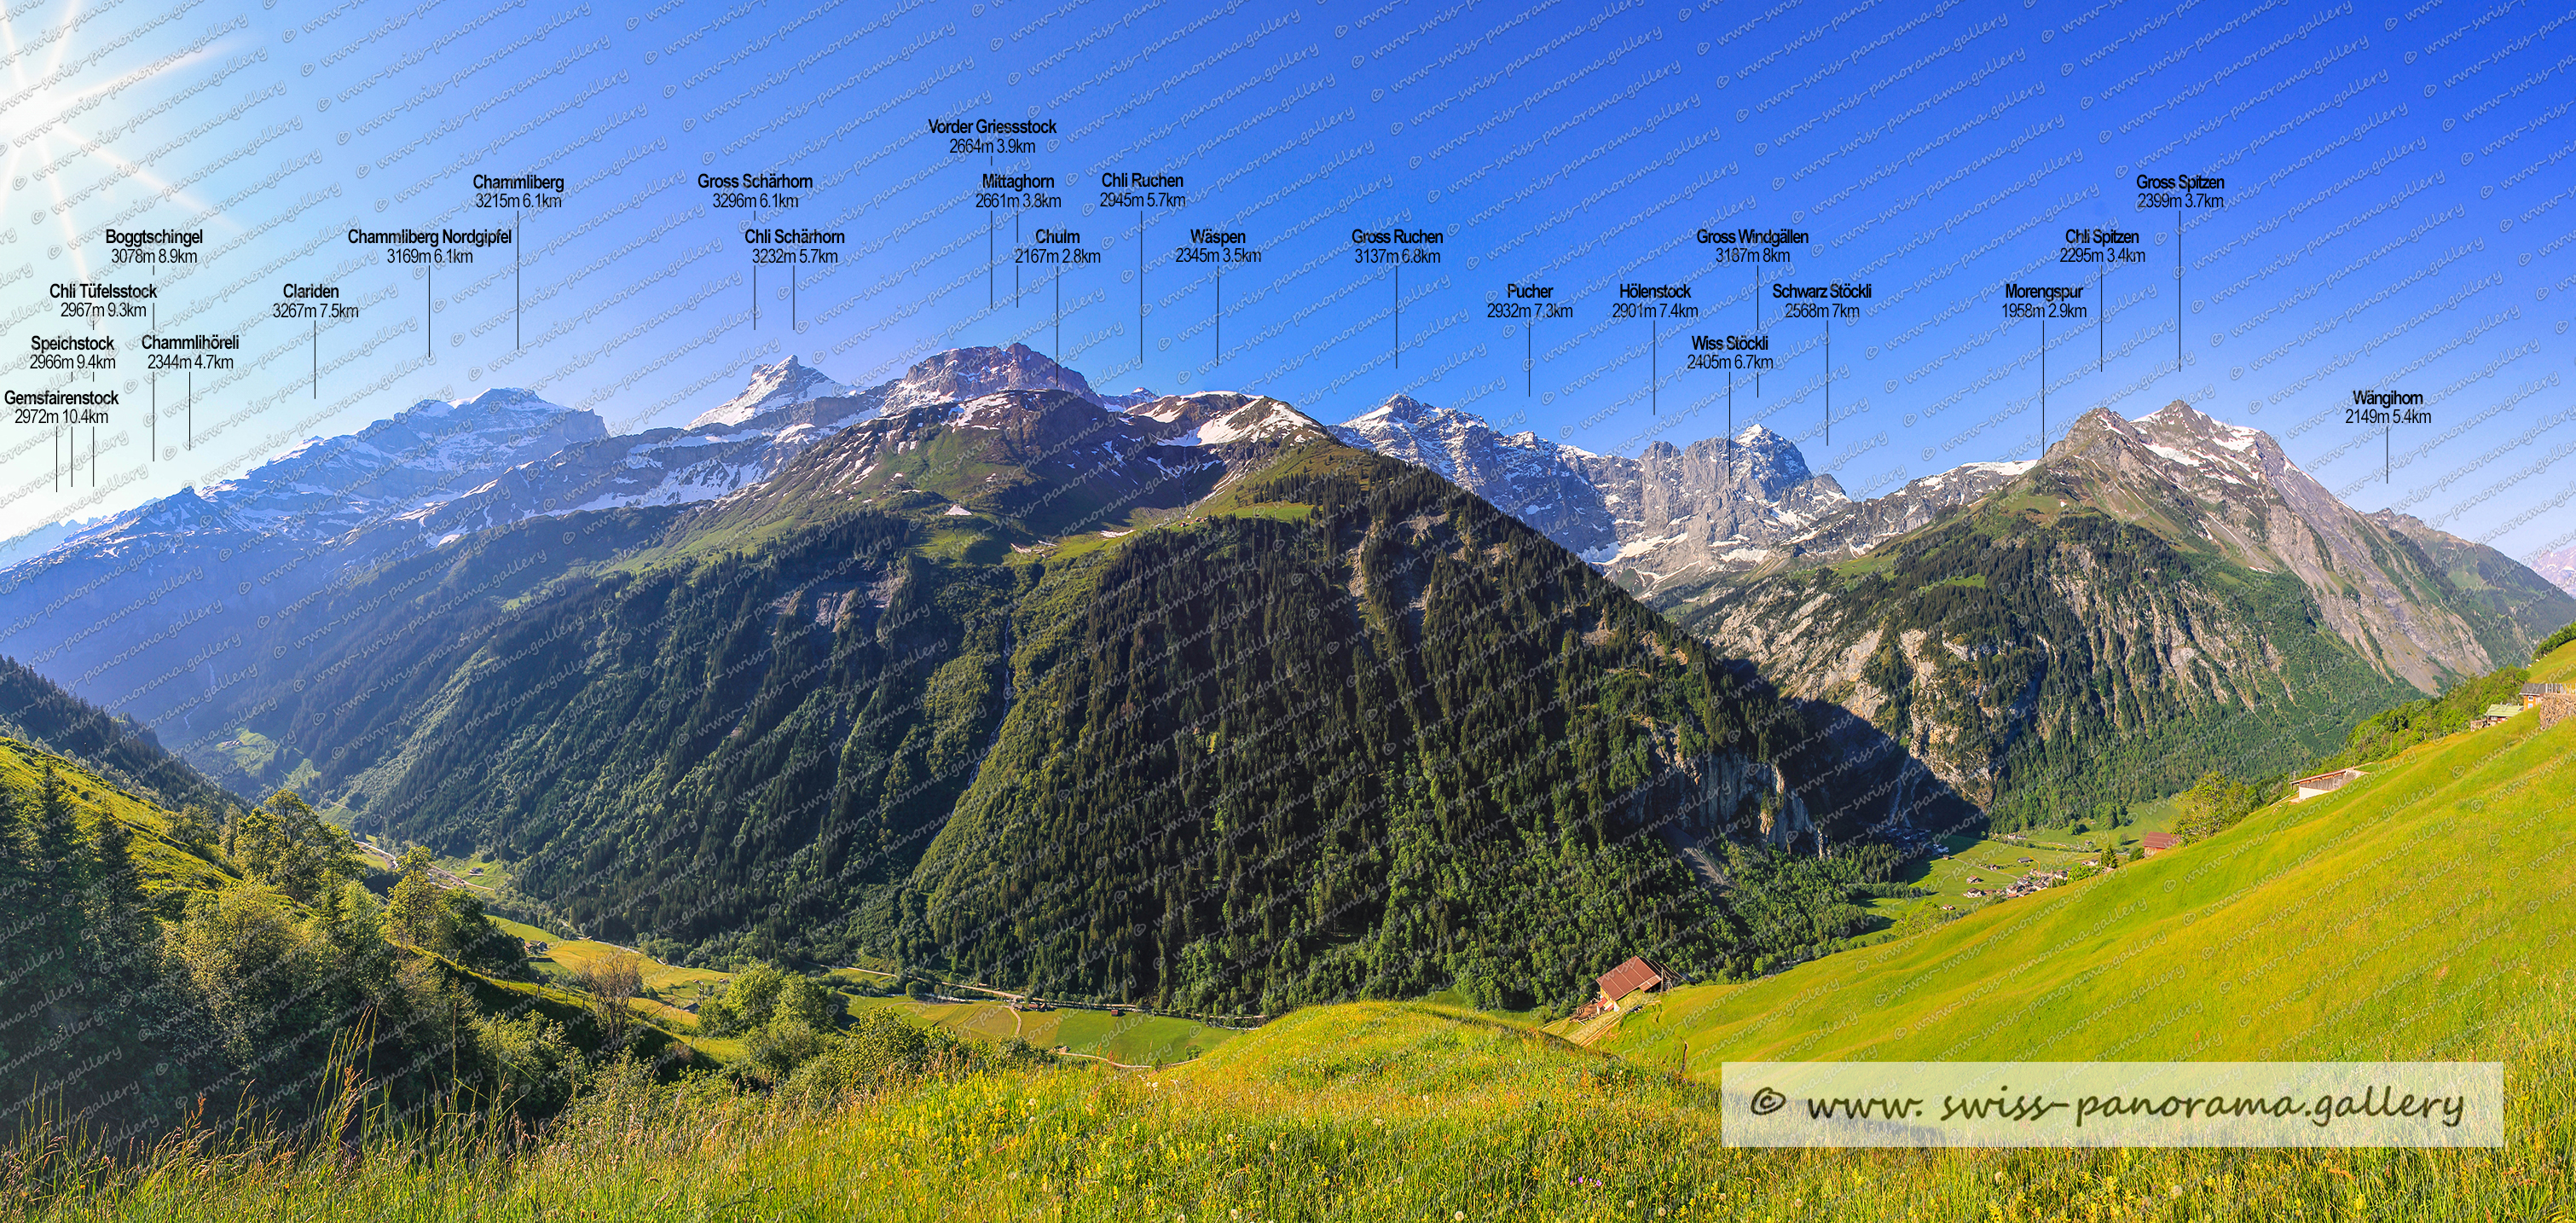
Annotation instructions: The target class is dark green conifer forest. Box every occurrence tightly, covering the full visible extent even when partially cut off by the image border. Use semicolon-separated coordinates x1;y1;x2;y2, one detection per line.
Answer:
176;430;1936;1016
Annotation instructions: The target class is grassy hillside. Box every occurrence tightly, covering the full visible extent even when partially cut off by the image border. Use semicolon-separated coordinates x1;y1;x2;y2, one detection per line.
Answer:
0;735;238;910
0;656;240;816
0;723;654;1148
843;996;1240;1067
34;994;2575;1220
1597;640;2576;1069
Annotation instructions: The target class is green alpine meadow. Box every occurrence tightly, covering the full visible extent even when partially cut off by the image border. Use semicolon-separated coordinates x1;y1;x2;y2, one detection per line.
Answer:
5;340;2572;1221
22;2;2576;1217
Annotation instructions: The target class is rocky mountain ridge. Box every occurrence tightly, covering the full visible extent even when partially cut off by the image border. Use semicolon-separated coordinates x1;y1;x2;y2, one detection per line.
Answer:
0;344;1149;727
2041;402;2542;690
1663;400;2576;823
1328;393;2031;591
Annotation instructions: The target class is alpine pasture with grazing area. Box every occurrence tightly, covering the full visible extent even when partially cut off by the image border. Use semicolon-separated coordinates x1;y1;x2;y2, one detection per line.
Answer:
1603;640;2576;1071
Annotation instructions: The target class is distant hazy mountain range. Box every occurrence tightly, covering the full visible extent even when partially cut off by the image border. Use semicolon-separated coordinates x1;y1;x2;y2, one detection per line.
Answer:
0;345;1132;727
2533;542;2576;599
3;345;2566;844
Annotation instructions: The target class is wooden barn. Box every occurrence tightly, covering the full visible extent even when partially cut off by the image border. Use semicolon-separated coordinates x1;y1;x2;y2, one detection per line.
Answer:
1595;956;1667;1005
2288;768;2365;803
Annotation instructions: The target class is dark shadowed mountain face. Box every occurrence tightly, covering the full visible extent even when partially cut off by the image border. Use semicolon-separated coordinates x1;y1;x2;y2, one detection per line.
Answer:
100;374;1960;1012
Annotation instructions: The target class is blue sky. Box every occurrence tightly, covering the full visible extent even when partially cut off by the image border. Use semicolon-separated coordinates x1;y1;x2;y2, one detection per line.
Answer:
6;0;2572;559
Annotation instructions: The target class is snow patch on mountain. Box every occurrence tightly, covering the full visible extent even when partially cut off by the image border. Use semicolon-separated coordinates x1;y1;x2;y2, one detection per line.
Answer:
2534;544;2576;599
689;357;852;427
1327;395;2044;591
1130;392;1324;447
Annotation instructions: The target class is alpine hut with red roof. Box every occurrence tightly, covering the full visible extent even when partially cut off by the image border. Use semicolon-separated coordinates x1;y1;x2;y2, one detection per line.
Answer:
1593;956;1667;1010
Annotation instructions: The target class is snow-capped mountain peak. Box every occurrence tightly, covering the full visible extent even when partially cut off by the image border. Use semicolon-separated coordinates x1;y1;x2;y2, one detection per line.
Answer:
2534;544;2576;598
1328;396;2016;590
1330;394;1613;551
689;356;852;427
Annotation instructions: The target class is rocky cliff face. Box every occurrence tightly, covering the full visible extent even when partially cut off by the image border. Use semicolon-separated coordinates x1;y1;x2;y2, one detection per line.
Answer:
1330;396;1618;554
1666;401;2576;824
1327;392;2032;593
2045;403;2510;691
2370;515;2576;647
1570;429;1850;580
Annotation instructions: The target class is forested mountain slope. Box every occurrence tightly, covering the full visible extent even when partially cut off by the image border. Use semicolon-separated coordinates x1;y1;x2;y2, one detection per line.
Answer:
1670;402;2574;824
160;387;1967;1013
0;654;239;815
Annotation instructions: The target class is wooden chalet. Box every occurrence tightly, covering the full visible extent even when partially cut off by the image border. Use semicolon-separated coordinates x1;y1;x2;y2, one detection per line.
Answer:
2138;832;2182;855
